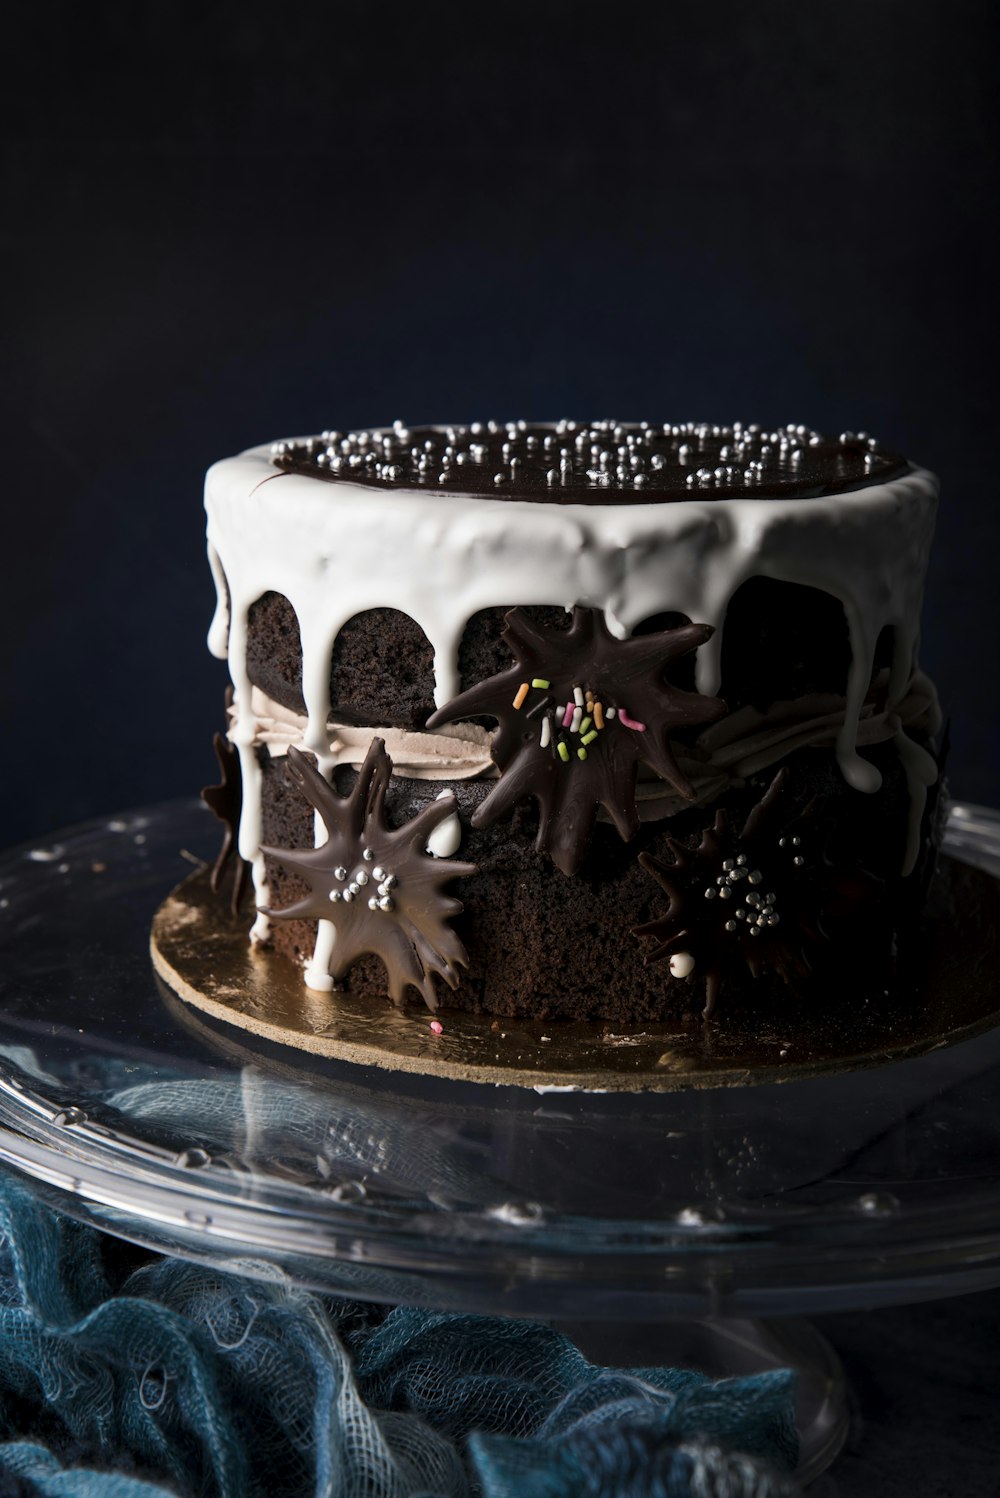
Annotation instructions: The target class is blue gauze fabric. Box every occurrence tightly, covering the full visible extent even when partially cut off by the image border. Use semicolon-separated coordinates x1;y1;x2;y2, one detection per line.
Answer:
0;1177;799;1497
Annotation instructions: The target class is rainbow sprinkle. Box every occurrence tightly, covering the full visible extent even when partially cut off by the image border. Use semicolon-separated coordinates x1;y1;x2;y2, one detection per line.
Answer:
618;708;647;732
513;671;645;772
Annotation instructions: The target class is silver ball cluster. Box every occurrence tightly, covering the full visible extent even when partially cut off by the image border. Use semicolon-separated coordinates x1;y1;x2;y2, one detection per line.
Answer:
682;422;823;490
367;862;397;912
779;833;806;867
271;420;889;496
702;852;781;937
327;848;397;912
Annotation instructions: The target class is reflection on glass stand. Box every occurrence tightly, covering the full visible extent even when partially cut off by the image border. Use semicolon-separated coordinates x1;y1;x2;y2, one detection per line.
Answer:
0;801;998;1481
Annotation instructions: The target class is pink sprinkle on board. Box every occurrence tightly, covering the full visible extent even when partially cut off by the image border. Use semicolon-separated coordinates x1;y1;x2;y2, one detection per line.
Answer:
561;702;575;728
618;709;647;732
430;1020;444;1034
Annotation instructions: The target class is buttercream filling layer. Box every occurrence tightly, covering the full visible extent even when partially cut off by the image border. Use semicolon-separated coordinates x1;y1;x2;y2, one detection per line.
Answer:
235;669;938;824
236;687;496;778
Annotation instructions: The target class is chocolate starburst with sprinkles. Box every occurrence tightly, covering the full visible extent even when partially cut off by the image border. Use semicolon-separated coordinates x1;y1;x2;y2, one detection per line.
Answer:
426;606;727;876
262;740;476;1010
634;769;883;1017
201;694;249;919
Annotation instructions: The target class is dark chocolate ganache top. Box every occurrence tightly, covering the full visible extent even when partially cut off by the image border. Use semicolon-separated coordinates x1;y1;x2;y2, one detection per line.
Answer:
272;421;908;504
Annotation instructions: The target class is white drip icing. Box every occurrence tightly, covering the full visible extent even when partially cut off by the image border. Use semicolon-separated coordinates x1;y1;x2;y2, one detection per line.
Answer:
894;729;941;876
426;791;463;858
206;541;230;660
305;919;336;991
223;590;271;941
205;440;939;927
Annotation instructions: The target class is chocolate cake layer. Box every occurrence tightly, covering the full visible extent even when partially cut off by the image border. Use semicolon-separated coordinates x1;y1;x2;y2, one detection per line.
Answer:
245;583;897;731
257;739;935;1021
246;594;438;730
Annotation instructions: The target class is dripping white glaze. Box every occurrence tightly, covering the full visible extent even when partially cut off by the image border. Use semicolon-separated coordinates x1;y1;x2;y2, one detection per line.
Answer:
894;729;941;877
205;440;939;924
305;919;336;992
206;541;230;660
425;791;463;858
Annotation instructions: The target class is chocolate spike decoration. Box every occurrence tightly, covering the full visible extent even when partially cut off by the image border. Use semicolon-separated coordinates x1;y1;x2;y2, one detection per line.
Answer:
201;693;249;920
634;768;882;1018
427;606;727;876
262;740;477;1010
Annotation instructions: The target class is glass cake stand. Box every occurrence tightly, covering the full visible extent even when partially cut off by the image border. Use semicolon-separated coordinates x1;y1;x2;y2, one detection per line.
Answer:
0;799;999;1485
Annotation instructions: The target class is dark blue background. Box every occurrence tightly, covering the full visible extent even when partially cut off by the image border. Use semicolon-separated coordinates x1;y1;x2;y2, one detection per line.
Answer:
3;0;998;844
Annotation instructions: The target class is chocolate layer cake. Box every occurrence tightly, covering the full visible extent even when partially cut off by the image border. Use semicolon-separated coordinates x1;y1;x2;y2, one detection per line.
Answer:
202;421;942;1021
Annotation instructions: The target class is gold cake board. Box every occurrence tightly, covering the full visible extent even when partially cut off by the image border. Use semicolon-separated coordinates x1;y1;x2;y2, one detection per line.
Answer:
151;859;1000;1092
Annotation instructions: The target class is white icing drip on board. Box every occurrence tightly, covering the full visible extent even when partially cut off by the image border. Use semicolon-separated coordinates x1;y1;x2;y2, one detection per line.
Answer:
305;919;336;991
205;441;939;919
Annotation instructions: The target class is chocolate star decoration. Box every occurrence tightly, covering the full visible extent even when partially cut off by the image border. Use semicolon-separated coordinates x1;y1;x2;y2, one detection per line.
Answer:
262;740;476;1010
426;606;727;876
634;769;882;1018
201;699;249;919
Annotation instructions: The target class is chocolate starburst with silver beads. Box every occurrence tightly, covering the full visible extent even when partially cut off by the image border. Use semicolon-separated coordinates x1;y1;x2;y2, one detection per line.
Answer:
270;420;906;503
634;769;882;1018
262;740;476;1010
201;693;249;919
426;606;727;876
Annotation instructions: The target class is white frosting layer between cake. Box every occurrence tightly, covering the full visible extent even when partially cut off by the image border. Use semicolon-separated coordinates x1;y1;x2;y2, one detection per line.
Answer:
204;439;939;937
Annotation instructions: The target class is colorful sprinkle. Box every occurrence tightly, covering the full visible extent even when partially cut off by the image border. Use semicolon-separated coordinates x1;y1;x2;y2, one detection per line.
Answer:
618;709;647;732
581;729;598;745
561;702;575;728
579;715;592;735
573;686;585;707
577;747;588;761
531;677;551;689
513;682;529;709
570;706;583;734
557;741;570;762
430;1019;444;1034
539;715;552;749
594;702;605;729
605;706;617;720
